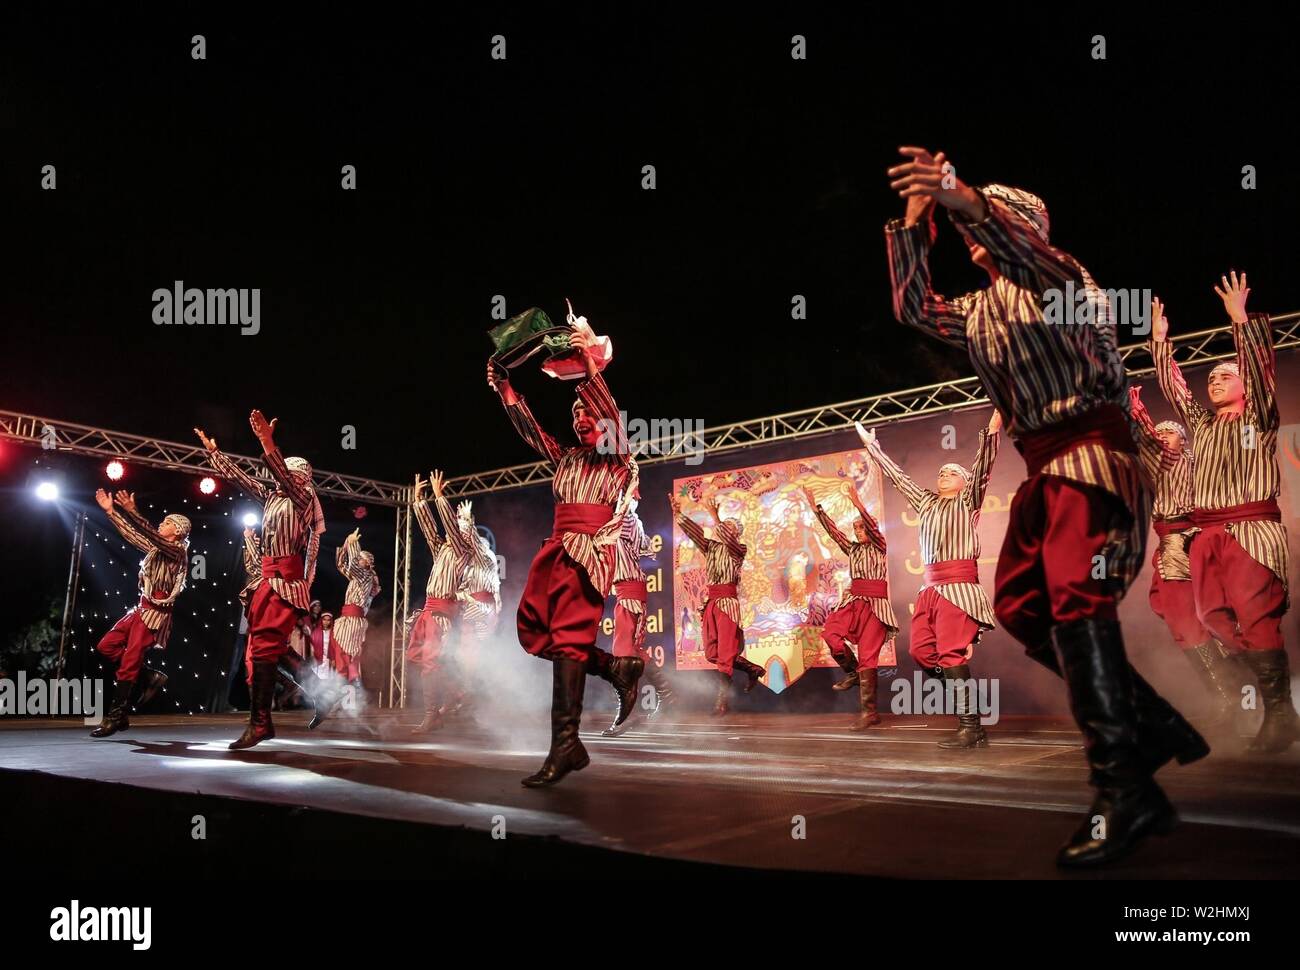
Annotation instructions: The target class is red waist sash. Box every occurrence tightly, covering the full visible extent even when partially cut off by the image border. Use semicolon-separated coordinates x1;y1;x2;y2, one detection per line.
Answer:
707;583;738;599
467;590;496;604
340;603;365;619
423;596;458;617
849;578;889;598
553;502;615;537
1153;518;1193;539
261;555;304;582
614;578;649;602
1015;404;1136;477
1190;499;1281;528
924;559;979;585
140;596;172;613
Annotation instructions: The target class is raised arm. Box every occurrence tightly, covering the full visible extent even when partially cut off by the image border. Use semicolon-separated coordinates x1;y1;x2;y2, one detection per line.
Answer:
856;424;929;513
113;492;187;561
949;188;1085;297
97;490;152;554
1127;385;1175;479
962;415;1001;510
197;427;269;502
813;504;853;555
577;370;629;462
1218;273;1277;431
336;534;359;579
1149;297;1208;429
428;470;475;559
411;474;444;555
705;494;746;561
246;409;315;510
884;214;977;350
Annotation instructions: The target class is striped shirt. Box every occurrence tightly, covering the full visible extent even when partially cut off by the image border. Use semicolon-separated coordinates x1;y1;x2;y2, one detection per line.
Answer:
867;430;998;628
676;514;746;625
208;446;322;611
1129;392;1195;581
613;510;654;615
414;498;462;600
334;539;379;657
886;194;1150;594
1151;316;1288;586
104;505;189;649
504;373;631;597
812;504;898;633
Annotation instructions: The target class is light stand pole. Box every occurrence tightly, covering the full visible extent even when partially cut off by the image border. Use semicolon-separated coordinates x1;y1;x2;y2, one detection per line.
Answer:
54;509;87;682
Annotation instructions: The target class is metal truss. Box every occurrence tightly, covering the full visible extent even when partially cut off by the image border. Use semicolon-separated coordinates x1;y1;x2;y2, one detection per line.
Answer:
388;500;413;710
443;312;1300;498
0;410;411;506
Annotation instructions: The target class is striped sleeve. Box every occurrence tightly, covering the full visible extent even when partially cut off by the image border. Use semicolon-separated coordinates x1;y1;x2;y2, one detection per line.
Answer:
577;373;628;459
435;495;474;558
336;541;356;578
949;192;1084;297
868;440;930;512
859;508;887;552
1151;338;1209;429
118;505;187;561
242;532;261;577
105;507;154;554
413;500;443;554
505;396;564;464
813;505;852;554
963;430;999;510
1237;314;1278;432
677;514;710;552
885;217;975;349
208;448;269;501
263;447;313;510
1128;391;1171;479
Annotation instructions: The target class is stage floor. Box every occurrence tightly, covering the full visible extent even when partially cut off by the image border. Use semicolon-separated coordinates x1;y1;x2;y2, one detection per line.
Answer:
2;710;1298;879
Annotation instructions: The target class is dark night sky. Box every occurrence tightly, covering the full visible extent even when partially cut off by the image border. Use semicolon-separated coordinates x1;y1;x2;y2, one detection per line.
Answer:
2;5;1298;639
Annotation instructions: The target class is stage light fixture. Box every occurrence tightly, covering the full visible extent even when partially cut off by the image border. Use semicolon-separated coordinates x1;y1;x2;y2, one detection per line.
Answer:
199;476;217;495
35;481;60;502
105;461;125;481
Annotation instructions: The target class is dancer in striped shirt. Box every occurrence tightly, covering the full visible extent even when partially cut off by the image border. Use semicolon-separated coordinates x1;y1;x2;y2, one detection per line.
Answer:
333;529;380;684
196;410;326;749
405;472;463;734
487;328;641;787
670;491;763;715
1129;379;1238;720
884;146;1204;866
857;411;999;746
89;489;190;738
446;491;501;718
1150;274;1298;753
803;480;897;731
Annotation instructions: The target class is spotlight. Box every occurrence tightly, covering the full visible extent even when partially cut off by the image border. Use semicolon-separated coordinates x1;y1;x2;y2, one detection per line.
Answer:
199;476;217;495
35;481;60;502
105;461;125;481
241;512;259;528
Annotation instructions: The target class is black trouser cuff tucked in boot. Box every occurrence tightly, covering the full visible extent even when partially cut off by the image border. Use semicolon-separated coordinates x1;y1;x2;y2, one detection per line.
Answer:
937;664;987;748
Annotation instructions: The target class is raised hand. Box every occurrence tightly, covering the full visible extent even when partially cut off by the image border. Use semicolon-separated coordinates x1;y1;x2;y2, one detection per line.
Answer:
1214;271;1250;324
430;469;446;499
855;421;877;448
114;490;137;513
1151;295;1169;342
94;488;113;512
887;147;986;220
987;409;1003;435
243;527;255;539
194;427;218;452
249;409;277;448
413;474;427;502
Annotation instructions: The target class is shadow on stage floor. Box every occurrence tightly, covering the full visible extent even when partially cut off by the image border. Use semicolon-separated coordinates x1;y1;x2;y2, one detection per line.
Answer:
1;710;1297;879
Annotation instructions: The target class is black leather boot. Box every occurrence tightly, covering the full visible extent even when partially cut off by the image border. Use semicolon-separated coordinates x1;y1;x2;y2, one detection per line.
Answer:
135;667;168;709
1050;618;1177;868
522;657;589;787
733;656;765;692
832;646;860;691
230;661;277;750
1243;649;1300;754
710;670;731;716
644;663;673;718
588;649;642;727
411;669;443;735
851;668;881;730
1028;643;1208;772
90;678;135;738
937;664;988;748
